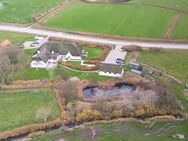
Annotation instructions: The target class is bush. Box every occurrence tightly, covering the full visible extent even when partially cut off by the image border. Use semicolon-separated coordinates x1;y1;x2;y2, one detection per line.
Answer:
76;109;101;122
111;109;123;118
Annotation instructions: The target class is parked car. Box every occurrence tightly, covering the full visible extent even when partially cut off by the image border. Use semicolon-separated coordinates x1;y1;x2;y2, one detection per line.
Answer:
116;59;124;65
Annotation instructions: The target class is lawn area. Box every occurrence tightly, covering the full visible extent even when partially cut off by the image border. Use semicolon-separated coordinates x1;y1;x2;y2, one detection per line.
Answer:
82;46;103;60
0;32;34;45
0;89;60;132
172;15;188;40
138;51;188;82
13;65;109;81
43;2;175;38
31;120;188;141
24;48;38;60
0;0;64;24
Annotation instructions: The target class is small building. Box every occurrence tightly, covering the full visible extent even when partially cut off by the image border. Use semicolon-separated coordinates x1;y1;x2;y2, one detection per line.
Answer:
31;41;83;69
98;63;124;77
129;62;140;69
130;69;142;76
0;39;12;48
143;67;153;75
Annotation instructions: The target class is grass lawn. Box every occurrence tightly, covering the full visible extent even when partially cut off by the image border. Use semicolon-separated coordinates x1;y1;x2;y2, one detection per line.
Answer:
43;2;175;39
138;51;188;82
13;65;109;81
24;48;37;59
172;15;188;40
31;120;188;141
0;0;65;24
0;89;60;132
0;32;34;45
82;46;103;60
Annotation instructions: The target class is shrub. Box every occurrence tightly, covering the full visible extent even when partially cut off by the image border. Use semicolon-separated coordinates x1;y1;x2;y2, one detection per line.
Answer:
76;109;101;122
111;109;123;118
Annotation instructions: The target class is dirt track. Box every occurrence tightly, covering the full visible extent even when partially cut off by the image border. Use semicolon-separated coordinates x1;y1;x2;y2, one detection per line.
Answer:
164;13;182;39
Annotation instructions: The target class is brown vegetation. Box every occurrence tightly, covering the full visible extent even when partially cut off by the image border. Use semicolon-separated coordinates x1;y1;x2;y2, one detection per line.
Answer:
0;119;61;140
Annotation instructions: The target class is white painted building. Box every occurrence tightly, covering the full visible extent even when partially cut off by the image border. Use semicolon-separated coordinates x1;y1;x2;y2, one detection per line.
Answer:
98;63;124;77
31;42;83;69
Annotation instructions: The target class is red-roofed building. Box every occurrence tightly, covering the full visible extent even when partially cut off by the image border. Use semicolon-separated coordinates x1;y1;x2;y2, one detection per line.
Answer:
0;39;12;48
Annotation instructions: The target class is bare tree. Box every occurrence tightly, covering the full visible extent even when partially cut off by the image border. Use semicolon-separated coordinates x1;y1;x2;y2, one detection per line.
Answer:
36;107;51;123
92;99;112;119
56;80;78;105
0;45;27;84
0;54;12;84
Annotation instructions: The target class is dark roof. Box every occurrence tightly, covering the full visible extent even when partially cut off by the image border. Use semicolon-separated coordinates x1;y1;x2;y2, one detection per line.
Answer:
33;41;82;63
44;42;82;56
33;47;58;63
99;63;123;74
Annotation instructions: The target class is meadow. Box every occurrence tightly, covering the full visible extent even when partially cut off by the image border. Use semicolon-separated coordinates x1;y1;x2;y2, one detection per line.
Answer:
0;89;60;132
44;2;175;39
172;15;188;40
31;120;188;141
0;0;64;24
138;51;188;82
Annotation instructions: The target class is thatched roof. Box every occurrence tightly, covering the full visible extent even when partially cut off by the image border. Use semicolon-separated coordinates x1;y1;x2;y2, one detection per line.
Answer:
99;63;123;74
44;42;82;56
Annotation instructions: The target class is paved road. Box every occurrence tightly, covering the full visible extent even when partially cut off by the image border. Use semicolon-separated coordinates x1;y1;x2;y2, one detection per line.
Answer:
0;25;188;49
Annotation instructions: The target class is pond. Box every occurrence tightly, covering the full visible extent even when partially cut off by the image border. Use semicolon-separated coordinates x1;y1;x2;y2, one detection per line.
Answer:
83;83;135;99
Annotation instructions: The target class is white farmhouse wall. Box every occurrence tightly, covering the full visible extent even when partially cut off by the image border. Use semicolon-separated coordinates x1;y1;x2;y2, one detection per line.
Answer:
98;71;124;77
65;52;82;60
31;60;47;68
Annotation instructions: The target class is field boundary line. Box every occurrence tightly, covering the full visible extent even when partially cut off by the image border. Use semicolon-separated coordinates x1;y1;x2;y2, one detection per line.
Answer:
164;13;182;39
139;63;182;84
31;0;78;28
143;3;188;15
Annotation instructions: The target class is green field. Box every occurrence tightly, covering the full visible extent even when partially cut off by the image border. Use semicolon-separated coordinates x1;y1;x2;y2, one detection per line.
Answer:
138;51;188;82
0;32;34;45
172;15;188;40
0;0;64;24
0;89;60;132
132;0;188;12
32;120;188;141
44;2;175;38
